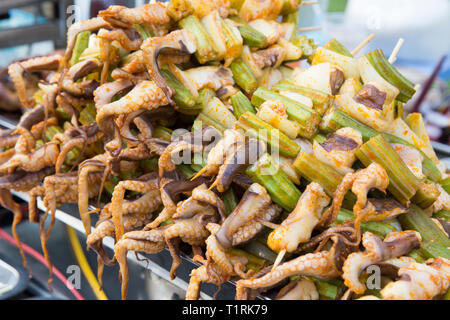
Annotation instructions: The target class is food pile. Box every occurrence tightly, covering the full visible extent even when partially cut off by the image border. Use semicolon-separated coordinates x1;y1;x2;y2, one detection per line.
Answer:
0;0;449;300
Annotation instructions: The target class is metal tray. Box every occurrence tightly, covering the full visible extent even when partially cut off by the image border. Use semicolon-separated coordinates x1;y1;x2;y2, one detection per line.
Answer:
0;256;29;300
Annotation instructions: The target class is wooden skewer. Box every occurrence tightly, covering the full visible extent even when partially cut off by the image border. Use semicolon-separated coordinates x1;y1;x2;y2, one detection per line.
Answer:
388;38;404;64
300;1;318;5
414;84;421;91
351;33;375;56
190;166;207;181
410;55;447;113
87;208;101;215
255;218;280;229
298;26;322;33
209;180;218;190
272;249;286;271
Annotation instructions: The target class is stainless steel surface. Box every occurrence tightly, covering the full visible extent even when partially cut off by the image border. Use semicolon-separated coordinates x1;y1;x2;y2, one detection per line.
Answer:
0;0;73;48
0;23;59;49
0;259;19;296
0;0;57;14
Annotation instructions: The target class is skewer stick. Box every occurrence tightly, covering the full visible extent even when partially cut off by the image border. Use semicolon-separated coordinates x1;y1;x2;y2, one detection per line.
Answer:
272;249;286;271
414;84;421;91
351;33;375;56
300;1;318;5
388;38;404;64
298;26;322;33
86;208;101;215
255;218;280;229
209;180;218;190
190;167;207;181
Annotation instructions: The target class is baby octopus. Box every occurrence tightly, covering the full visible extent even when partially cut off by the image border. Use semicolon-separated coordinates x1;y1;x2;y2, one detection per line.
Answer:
78;144;159;236
318;162;404;245
53;122;104;174
63;17;111;68
380;257;450;300
186;183;282;300
28;171;103;287
8;54;62;108
110;172;159;241
95;80;169;155
98;3;170;29
115;183;222;300
153;126;219;227
215;183;282;249
163;183;222;279
141;29;197;102
87;189;161;287
342;230;421;294
186;223;255;300
114;226;167;299
193;129;265;193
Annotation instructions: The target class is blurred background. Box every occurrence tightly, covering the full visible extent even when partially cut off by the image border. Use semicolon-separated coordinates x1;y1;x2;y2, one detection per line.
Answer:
0;0;448;300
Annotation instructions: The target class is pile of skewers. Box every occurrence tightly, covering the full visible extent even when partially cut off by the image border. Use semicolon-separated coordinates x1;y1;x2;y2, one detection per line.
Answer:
0;0;449;300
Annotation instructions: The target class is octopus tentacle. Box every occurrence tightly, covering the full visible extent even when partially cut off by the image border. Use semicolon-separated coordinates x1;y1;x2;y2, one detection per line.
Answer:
78;154;108;235
114;228;166;299
54;123;104;173
87;191;160;285
318;163;390;245
0;143;59;175
27;185;45;223
98;28;142;52
216;183;272;249
38;172;101;288
63;17;110;68
0;166;55;192
0;149;15;166
98;3;170;29
0;189;31;273
164;212;214;279
186;264;229;300
235;236;350;300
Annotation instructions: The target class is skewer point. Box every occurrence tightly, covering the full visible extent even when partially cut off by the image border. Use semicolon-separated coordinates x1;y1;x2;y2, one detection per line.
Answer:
86;208;101;215
388;38;404;64
300;1;318;5
298;26;322;33
190;167;207;181
209;180;218;190
351;33;375;56
272;249;286;271
255;218;280;229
